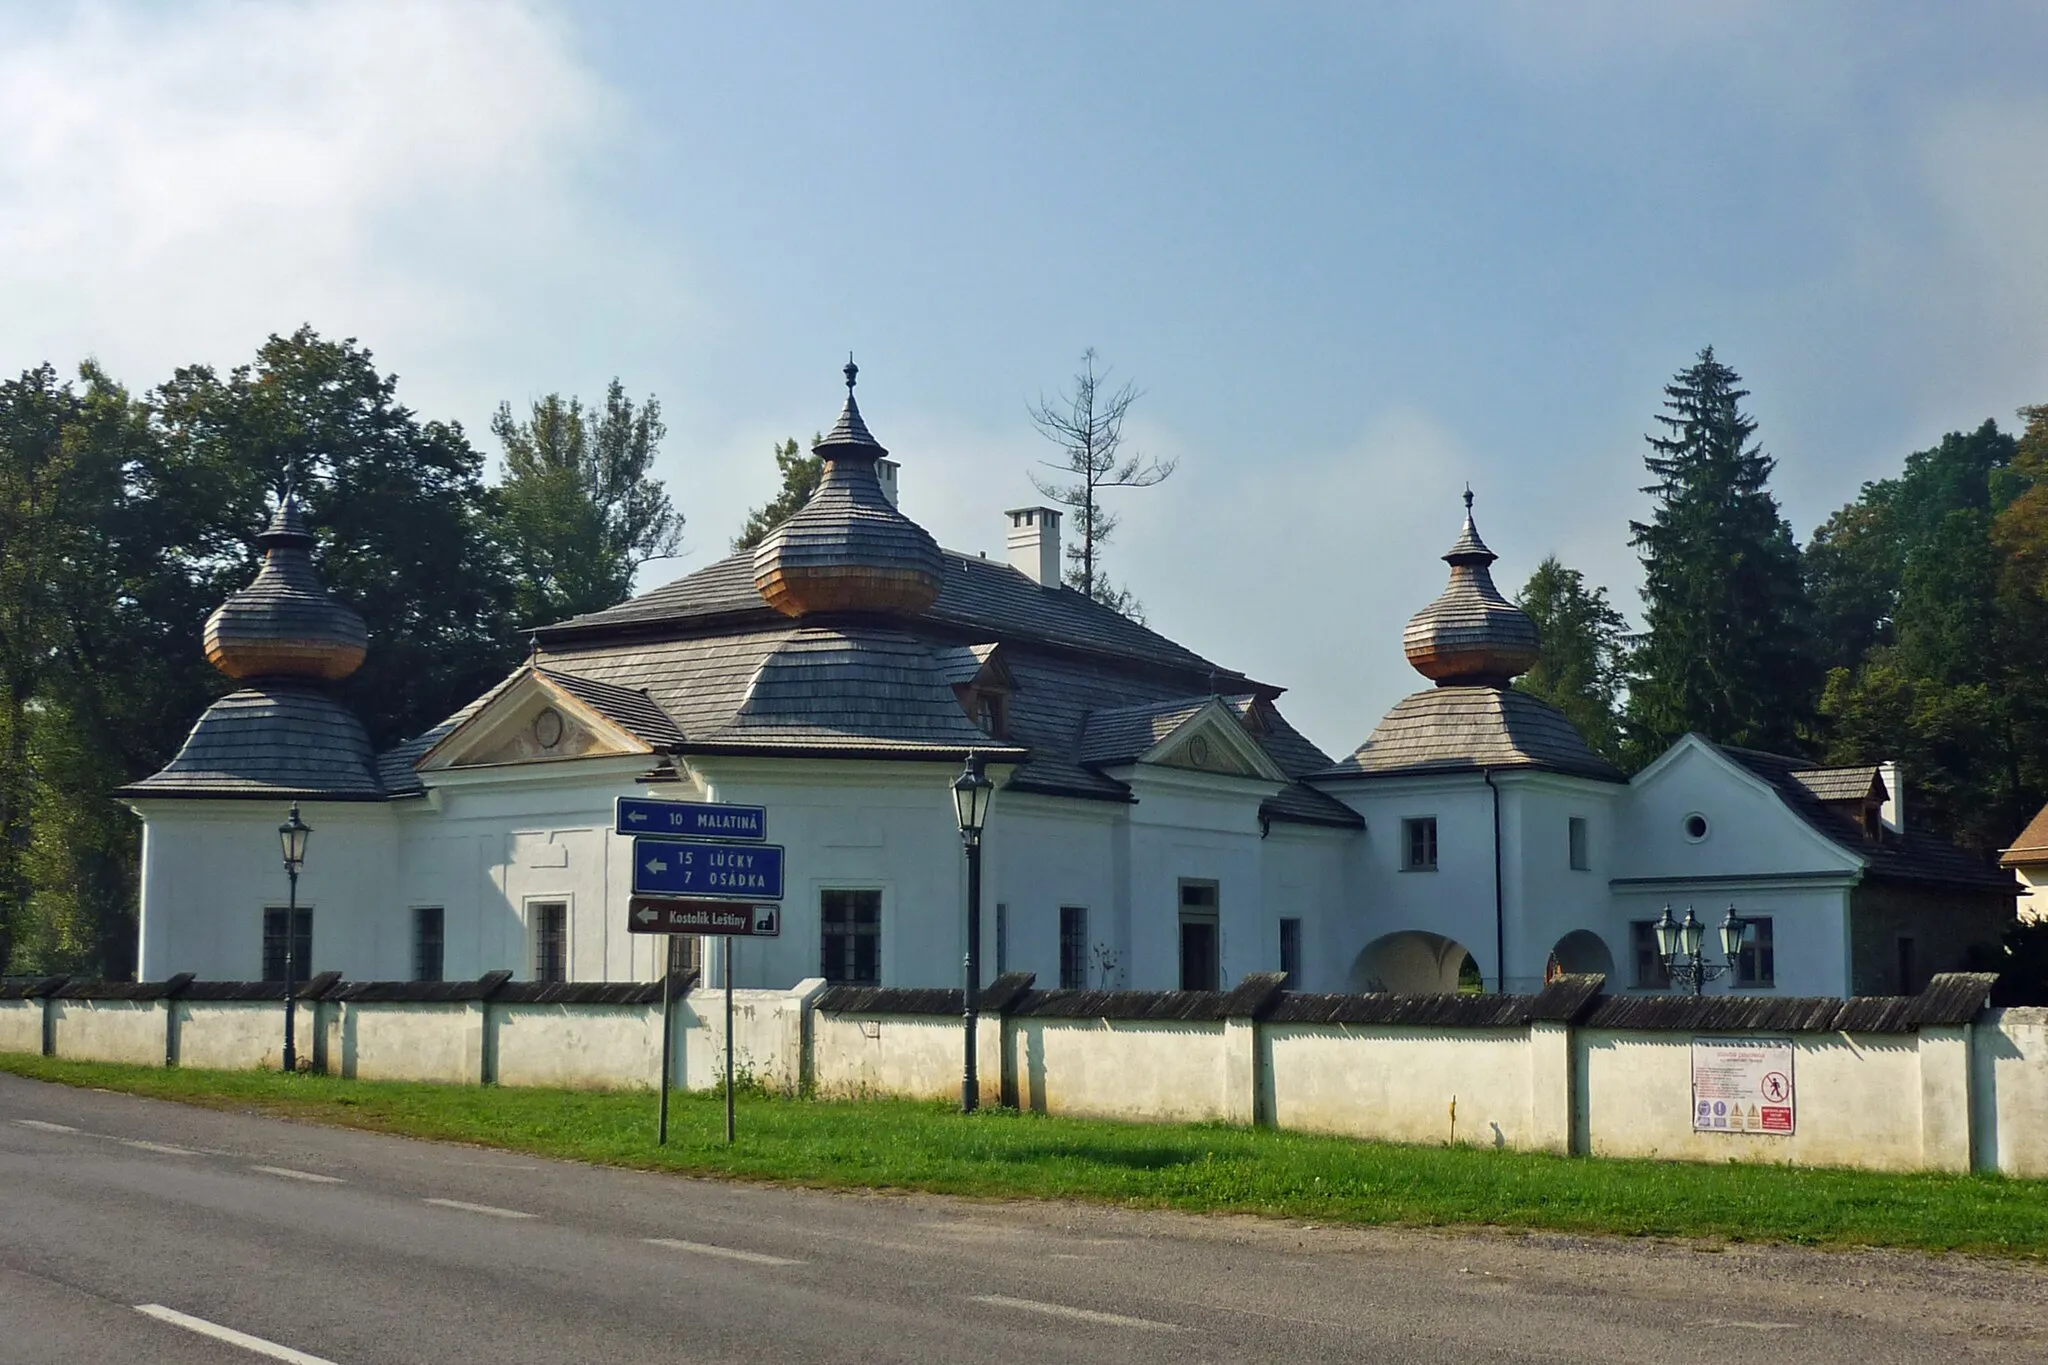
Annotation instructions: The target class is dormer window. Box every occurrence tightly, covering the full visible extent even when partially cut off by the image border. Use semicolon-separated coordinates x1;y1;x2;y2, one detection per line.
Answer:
965;687;1008;739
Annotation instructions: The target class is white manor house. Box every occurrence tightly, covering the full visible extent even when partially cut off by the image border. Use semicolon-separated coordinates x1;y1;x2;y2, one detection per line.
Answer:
122;365;2017;1000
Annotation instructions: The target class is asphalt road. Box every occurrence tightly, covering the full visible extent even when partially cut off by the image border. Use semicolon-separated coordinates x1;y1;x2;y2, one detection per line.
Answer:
2;1074;2043;1365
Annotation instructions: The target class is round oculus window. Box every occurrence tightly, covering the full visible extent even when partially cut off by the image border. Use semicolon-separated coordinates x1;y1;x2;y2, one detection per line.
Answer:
1682;812;1710;842
532;707;565;749
1185;734;1213;767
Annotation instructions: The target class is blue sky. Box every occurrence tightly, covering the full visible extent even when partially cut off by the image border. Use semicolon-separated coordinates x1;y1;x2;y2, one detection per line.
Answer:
4;2;2046;754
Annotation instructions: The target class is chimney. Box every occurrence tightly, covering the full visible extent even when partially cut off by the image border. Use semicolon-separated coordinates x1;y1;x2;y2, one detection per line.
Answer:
1878;760;1905;834
1006;506;1062;586
875;457;899;507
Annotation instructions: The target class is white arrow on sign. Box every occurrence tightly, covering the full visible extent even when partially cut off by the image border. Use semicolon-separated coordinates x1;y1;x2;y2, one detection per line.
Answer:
644;857;668;875
628;810;648;824
636;906;659;923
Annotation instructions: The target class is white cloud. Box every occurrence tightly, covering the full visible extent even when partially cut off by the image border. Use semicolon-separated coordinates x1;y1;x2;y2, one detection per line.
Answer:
0;0;674;425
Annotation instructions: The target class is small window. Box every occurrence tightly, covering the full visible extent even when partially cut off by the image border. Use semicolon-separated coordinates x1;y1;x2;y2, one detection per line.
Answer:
261;906;313;984
995;901;1008;974
1279;917;1302;988
1630;920;1671;989
1059;906;1089;989
412;906;445;983
1896;936;1919;994
821;889;882;986
1734;916;1775;987
531;901;568;983
1179;880;1220;991
1683;812;1710;842
666;934;702;978
1402;817;1438;871
1568;817;1590;871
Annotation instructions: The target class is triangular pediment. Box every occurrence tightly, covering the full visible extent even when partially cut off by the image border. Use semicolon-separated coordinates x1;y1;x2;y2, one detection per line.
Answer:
419;669;651;771
1143;701;1288;782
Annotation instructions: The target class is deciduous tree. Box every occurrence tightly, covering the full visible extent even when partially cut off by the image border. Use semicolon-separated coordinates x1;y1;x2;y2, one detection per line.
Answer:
732;437;822;552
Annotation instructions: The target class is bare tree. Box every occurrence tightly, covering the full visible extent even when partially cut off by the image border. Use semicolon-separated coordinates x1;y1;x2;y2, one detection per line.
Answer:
1029;349;1175;618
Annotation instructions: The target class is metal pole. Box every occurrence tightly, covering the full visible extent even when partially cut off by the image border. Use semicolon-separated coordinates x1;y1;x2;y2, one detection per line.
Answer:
657;941;674;1145
281;868;298;1073
962;836;981;1114
724;937;736;1145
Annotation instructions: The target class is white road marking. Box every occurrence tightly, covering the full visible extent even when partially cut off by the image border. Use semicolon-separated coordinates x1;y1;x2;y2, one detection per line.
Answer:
134;1305;338;1364
251;1165;345;1184
1698;1318;1799;1331
11;1119;78;1133
120;1139;197;1156
643;1237;803;1266
423;1197;533;1219
971;1294;1183;1332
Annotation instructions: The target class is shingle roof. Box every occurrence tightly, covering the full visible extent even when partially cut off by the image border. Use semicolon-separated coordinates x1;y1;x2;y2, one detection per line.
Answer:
121;684;384;800
1789;765;1883;802
1075;696;1220;768
1717;746;2019;895
2002;801;2048;865
1320;685;1624;782
537;667;684;749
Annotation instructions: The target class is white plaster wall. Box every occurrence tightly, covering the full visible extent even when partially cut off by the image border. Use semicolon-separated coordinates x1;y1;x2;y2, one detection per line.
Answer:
1608;885;1851;998
1499;774;1626;992
176;1001;290;1070
1576;1028;1927;1170
1975;1007;2048;1177
1322;776;1503;989
1264;1025;1532;1148
673;987;808;1092
812;1011;963;1100
0;999;42;1054
1010;1017;1232;1121
1118;770;1274;990
1260;827;1354;992
327;1002;479;1083
490;1002;659;1089
132;800;402;981
51;1000;164;1065
982;795;1122;988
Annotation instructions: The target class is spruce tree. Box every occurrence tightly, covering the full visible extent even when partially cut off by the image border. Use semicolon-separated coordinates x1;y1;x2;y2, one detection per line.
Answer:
1626;348;1814;759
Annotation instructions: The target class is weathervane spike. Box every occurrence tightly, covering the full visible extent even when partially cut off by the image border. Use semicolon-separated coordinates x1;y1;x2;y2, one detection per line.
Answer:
1463;483;1474;513
844;352;858;394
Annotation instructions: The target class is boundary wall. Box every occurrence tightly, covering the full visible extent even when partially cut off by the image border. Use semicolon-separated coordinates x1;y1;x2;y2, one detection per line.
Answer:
4;970;2044;1177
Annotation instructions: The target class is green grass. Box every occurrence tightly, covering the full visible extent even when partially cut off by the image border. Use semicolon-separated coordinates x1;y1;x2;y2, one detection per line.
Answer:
5;1052;2043;1258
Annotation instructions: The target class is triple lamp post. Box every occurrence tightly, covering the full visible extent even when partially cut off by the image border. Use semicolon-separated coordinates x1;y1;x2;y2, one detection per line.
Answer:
951;754;995;1114
279;802;312;1073
1653;903;1749;997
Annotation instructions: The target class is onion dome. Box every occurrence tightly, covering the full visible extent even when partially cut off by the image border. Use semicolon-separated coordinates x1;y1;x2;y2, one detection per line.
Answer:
203;489;368;682
1402;490;1540;687
752;359;945;617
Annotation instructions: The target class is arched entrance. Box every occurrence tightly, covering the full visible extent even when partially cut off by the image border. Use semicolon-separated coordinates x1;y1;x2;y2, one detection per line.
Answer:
1544;929;1615;983
1352;931;1480;994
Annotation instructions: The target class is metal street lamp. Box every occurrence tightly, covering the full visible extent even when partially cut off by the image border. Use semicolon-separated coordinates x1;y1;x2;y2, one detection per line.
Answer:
952;753;995;1114
1655;903;1746;997
278;802;312;1072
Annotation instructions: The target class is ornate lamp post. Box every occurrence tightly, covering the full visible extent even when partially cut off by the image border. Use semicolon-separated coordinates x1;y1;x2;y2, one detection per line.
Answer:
1654;903;1747;997
951;754;995;1114
278;802;312;1072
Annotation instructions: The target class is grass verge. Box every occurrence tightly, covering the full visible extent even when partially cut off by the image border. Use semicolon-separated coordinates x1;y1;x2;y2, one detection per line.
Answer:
4;1052;2042;1258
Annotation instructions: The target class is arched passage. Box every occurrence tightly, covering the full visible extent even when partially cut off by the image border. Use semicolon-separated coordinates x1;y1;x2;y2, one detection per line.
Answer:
1352;931;1479;994
1545;929;1615;982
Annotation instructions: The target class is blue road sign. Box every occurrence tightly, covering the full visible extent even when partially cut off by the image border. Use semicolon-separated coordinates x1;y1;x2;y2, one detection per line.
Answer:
632;837;784;901
615;797;766;842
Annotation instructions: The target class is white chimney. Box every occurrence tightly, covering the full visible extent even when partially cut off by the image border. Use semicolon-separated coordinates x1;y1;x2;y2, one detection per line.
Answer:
1006;506;1062;586
875;457;899;507
1878;760;1905;834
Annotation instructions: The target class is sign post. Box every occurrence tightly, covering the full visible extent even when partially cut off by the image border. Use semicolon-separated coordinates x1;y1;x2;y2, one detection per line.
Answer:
657;951;675;1145
724;938;737;1146
629;897;780;1146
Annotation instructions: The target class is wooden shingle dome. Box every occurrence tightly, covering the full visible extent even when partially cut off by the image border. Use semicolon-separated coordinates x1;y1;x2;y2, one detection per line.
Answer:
1401;491;1540;687
751;361;945;618
203;490;368;682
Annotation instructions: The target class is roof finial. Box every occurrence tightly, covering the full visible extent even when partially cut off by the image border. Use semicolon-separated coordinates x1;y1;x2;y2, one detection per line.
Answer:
844;352;858;394
1463;483;1474;513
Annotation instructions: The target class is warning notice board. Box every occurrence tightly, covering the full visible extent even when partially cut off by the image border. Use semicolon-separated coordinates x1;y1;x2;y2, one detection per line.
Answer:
1691;1037;1796;1134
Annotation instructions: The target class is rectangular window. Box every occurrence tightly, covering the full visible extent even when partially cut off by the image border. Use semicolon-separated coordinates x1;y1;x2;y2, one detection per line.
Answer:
1059;906;1089;989
1179;881;1220;991
261;906;313;984
412;906;444;983
1568;816;1590;871
1896;936;1918;995
995;901;1008;975
1735;916;1775;987
1402;817;1438;871
531;901;567;983
1630;919;1670;989
666;934;702;979
821;889;882;986
1279;917;1302;988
